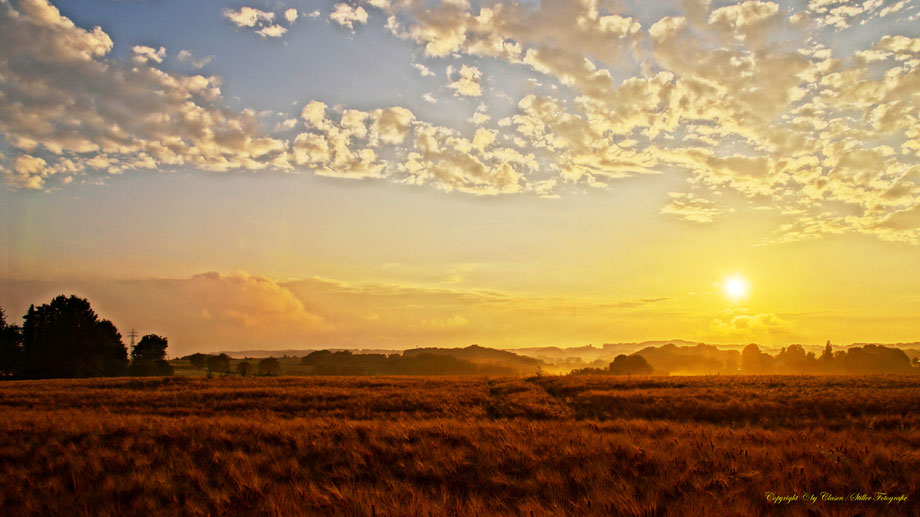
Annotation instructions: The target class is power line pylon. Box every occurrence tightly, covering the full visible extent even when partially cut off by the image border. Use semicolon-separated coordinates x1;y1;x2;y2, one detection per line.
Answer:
127;328;139;349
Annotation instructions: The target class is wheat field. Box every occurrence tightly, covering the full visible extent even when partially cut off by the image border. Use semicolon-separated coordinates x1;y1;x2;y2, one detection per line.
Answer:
1;375;918;516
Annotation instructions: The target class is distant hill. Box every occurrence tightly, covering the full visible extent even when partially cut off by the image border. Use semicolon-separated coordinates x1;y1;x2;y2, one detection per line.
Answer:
404;345;544;375
634;343;740;375
510;345;609;363
215;341;920;371
220;348;400;359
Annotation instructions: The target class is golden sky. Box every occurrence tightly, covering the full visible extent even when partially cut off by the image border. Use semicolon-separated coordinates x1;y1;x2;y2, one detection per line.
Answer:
1;0;919;354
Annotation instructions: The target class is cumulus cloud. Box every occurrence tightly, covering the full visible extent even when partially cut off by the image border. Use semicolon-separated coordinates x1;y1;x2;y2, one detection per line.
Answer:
412;63;435;77
176;49;213;69
709;312;794;340
292;101;416;178
0;271;686;353
256;24;287;38
803;0;894;29
131;45;165;64
0;272;329;353
448;64;482;96
358;0;919;240
3;0;919;242
0;0;286;189
222;6;296;39
330;3;368;30
223;6;274;28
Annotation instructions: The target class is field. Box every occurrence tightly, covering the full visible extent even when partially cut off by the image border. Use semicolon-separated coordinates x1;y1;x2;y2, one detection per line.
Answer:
1;375;918;516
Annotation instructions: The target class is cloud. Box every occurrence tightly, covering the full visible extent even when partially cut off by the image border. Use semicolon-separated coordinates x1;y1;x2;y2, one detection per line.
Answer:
448;64;482;96
412;63;434;77
660;192;724;223
2;154;55;189
0;0;286;189
0;272;329;354
292;101;416;178
330;3;368;30
0;271;684;353
255;24;287;38
3;0;919;243
802;0;896;29
131;45;165;64
709;312;794;340
223;6;274;28
222;6;295;39
176;49;213;68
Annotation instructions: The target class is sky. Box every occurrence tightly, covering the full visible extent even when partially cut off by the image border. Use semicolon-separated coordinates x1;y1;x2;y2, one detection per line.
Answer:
1;0;919;355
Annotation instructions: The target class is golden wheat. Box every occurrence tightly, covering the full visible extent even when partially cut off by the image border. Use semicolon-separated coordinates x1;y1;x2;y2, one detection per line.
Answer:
0;375;917;516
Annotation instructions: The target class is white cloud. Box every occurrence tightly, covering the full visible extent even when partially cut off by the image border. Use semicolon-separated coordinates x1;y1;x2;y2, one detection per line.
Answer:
448;64;482;96
284;8;298;24
222;6;274;28
0;0;286;189
330;3;368;30
412;63;434;77
709;312;794;340
3;0;920;241
176;49;213;69
131;45;165;64
256;24;287;38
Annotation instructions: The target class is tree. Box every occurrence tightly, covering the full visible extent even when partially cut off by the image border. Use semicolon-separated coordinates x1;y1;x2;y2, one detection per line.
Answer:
237;361;253;377
206;354;231;375
258;357;281;376
187;353;207;370
608;354;654;375
775;344;816;373
21;295;128;378
129;334;173;376
0;307;23;377
740;344;774;374
818;341;834;372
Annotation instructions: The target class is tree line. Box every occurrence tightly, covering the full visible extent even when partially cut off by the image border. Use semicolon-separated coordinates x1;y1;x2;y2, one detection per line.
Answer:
300;349;517;376
0;296;172;379
180;353;282;377
740;342;917;374
569;342;918;376
569;354;657;376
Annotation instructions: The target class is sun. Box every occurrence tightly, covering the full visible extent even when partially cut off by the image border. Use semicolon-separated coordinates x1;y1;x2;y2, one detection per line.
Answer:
723;275;750;301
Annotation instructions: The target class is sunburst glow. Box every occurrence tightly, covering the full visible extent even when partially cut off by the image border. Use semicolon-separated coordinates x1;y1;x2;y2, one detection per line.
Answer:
723;275;750;301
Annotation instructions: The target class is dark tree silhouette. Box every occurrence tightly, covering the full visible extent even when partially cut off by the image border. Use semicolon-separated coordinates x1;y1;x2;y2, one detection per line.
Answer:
0;307;23;377
775;344;817;373
740;343;774;374
258;357;282;376
129;334;173;376
21;295;128;378
206;354;231;375
237;361;253;376
187;353;207;370
608;354;654;375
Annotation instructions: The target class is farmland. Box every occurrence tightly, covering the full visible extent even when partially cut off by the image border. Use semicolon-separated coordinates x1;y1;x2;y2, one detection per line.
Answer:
1;375;918;516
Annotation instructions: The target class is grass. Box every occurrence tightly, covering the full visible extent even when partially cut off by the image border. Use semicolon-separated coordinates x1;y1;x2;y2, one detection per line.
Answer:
0;375;918;515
